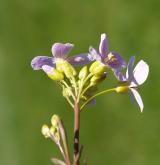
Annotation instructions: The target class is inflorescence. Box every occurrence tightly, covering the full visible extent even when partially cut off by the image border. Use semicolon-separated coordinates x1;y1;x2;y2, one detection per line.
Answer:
31;33;149;165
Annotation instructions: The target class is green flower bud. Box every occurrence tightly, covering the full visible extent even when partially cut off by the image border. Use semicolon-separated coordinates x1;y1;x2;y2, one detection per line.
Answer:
42;65;64;81
116;86;129;93
41;124;50;138
89;61;107;75
89;61;100;73
56;59;77;78
90;74;106;86
48;68;64;81
64;66;76;78
50;126;60;142
62;87;71;97
51;114;60;127
78;66;88;80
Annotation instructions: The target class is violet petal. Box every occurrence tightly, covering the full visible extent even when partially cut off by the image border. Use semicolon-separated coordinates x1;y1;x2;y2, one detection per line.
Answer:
51;43;74;58
126;56;135;80
107;51;126;69
130;60;149;87
42;65;53;75
67;54;92;66
99;33;108;59
130;88;144;112
31;56;55;70
89;46;101;61
114;69;126;81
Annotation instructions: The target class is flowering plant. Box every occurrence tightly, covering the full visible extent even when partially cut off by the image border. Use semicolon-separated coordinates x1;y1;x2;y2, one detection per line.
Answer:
31;34;149;165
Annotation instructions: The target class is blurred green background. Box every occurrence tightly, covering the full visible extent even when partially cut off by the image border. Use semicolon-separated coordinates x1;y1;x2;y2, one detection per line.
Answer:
0;0;160;164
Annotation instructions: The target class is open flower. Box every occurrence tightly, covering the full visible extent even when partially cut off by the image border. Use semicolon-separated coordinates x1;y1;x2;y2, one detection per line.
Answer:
115;56;149;112
89;33;126;70
31;43;92;70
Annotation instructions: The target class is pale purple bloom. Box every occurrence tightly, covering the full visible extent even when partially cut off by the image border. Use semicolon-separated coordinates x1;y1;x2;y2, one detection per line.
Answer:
89;33;126;69
42;65;53;75
116;56;149;112
31;43;92;70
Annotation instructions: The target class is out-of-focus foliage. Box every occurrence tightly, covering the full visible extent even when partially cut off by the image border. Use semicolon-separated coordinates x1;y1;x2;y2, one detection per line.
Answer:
0;0;160;165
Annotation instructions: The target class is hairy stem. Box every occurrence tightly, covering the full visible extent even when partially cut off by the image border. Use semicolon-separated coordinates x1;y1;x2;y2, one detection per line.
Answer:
73;100;80;165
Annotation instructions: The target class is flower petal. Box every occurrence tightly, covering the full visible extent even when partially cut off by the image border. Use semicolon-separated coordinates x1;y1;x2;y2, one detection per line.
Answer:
67;54;92;66
89;46;101;61
126;56;135;80
42;65;53;74
130;60;149;87
99;33;108;59
51;43;74;58
31;56;55;70
114;69;126;81
107;52;126;69
130;88;144;112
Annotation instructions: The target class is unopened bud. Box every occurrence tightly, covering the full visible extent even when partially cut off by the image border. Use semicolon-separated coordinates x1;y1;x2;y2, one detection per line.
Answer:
62;87;71;97
90;74;106;86
50;126;60;142
56;59;76;78
51;114;60;127
79;66;88;80
41;124;50;138
89;61;100;72
116;86;129;93
89;61;107;75
42;65;64;81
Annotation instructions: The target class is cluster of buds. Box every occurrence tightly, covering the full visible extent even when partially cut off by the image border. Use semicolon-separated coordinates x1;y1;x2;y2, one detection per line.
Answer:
41;115;61;142
41;57;109;109
42;115;71;165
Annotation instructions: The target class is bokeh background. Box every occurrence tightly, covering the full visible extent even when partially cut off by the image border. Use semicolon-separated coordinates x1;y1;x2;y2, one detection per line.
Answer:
0;0;160;164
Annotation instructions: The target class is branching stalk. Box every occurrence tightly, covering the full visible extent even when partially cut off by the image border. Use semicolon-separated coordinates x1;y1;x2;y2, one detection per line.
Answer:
80;88;116;110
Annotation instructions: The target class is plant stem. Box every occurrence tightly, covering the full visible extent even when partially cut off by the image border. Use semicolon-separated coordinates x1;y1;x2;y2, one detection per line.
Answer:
73;100;80;165
80;88;116;110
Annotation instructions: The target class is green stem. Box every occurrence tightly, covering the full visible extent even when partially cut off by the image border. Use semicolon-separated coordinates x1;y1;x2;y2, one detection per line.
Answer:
77;73;93;102
81;84;92;97
80;88;116;110
65;96;74;108
58;120;71;165
61;80;76;100
71;77;78;97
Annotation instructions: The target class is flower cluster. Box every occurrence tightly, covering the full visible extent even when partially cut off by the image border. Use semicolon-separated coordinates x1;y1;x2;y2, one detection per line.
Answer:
31;33;149;165
31;33;149;112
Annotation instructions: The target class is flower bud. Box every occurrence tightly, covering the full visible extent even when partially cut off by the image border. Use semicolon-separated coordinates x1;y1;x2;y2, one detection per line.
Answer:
89;61;107;75
42;65;64;81
51;114;60;127
90;74;106;86
116;86;129;93
89;61;100;72
78;66;88;80
41;124;50;138
62;87;71;97
50;126;60;142
56;59;76;78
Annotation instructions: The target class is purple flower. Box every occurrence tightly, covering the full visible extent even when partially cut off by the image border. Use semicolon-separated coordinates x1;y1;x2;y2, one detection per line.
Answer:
31;43;92;70
115;56;149;112
89;34;126;70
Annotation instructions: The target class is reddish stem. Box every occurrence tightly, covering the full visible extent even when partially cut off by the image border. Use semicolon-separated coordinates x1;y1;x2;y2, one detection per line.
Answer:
73;100;80;165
